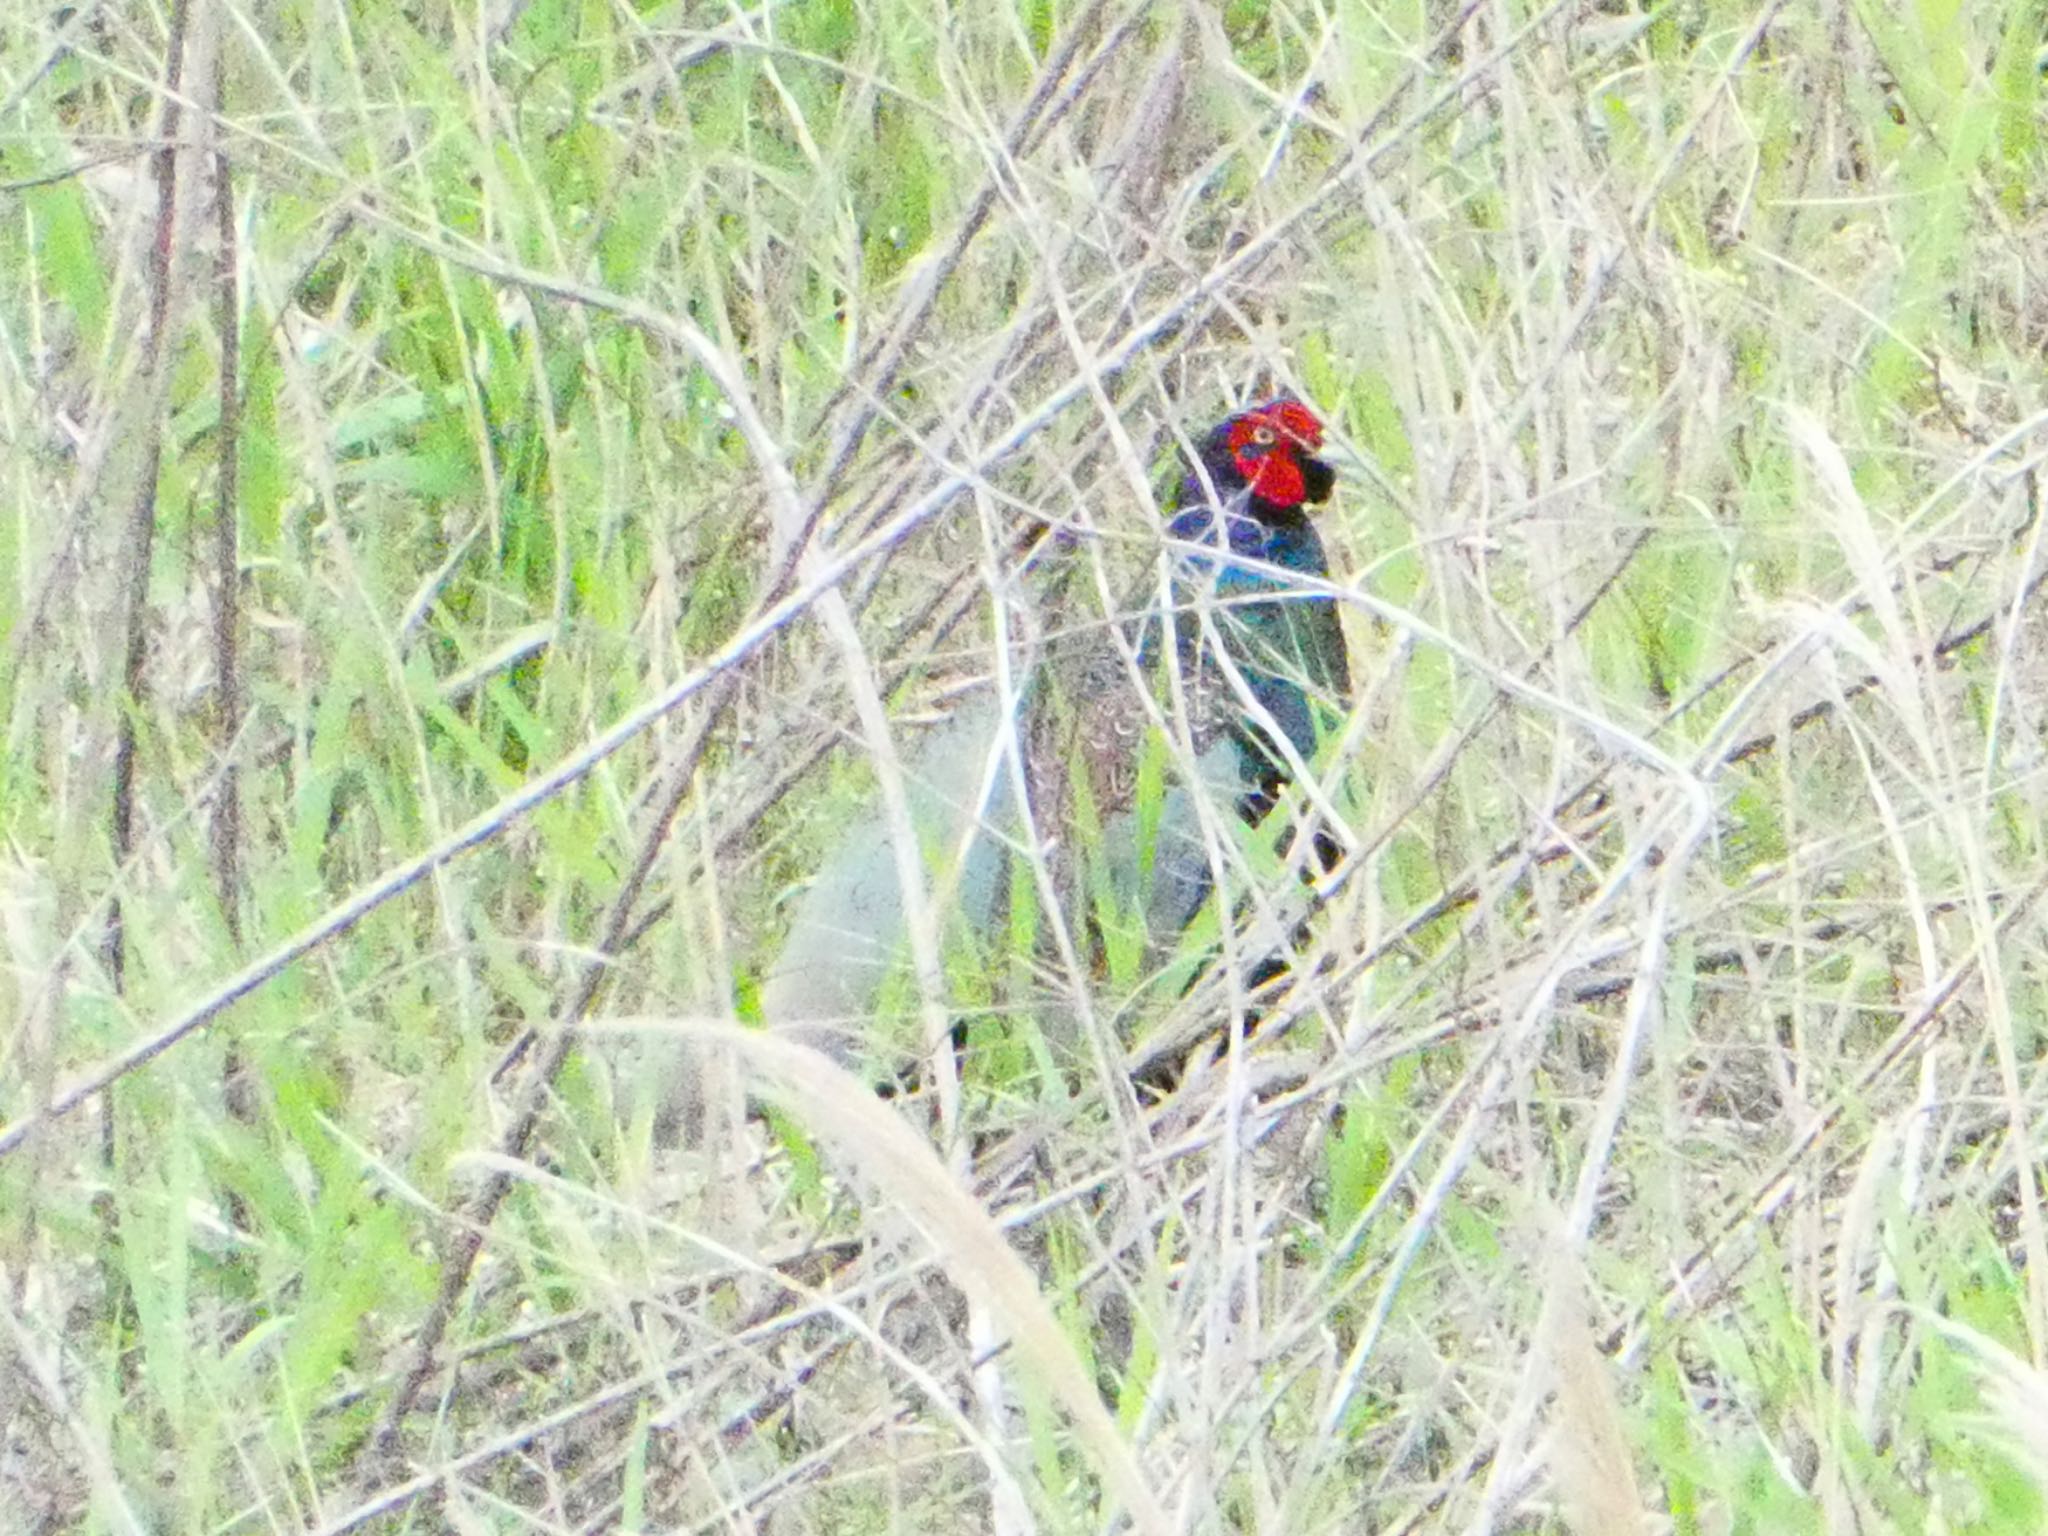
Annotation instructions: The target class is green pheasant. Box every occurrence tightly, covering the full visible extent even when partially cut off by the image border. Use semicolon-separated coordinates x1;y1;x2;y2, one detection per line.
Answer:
764;398;1350;1057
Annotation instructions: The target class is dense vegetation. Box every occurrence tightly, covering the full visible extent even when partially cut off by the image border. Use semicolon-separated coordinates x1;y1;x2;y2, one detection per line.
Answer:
5;1;2048;1530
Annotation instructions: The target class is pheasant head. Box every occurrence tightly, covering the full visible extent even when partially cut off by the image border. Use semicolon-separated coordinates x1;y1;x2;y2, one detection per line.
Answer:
1194;396;1336;514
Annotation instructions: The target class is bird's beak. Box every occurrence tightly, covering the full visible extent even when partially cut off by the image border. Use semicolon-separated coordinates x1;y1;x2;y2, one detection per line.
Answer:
1305;436;1365;467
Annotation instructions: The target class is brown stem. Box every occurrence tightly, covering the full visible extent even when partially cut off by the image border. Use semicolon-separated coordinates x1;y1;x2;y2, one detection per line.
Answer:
99;0;193;1200
210;83;242;945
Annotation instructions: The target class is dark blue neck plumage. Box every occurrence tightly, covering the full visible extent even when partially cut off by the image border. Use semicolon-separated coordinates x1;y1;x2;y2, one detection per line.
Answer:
1156;452;1345;787
1165;455;1332;581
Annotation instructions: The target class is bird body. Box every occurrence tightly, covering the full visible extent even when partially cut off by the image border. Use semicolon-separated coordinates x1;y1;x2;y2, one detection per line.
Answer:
761;398;1349;1062
1163;400;1350;817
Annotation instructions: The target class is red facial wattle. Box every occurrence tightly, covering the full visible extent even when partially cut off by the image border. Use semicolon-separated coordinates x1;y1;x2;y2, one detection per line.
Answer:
1240;450;1307;507
1225;401;1327;509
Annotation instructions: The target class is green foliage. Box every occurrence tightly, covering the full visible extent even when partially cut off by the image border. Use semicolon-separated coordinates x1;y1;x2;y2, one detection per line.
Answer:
1321;1080;1400;1273
28;178;108;348
10;0;2048;1529
856;103;938;280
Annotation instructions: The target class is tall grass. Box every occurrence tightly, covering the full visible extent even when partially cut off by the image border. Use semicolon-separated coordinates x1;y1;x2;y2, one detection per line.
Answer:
5;0;2048;1530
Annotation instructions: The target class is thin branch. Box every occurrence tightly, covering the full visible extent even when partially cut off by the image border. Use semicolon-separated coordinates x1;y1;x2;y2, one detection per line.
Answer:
208;26;242;944
103;0;192;992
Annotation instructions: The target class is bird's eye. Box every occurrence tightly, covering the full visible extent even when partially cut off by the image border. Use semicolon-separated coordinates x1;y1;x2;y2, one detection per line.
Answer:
1250;425;1277;446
